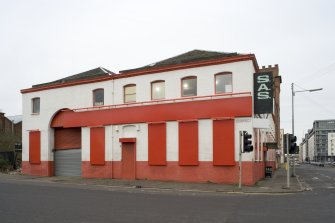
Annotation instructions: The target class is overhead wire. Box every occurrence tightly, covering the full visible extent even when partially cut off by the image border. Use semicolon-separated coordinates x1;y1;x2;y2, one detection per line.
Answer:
296;60;335;84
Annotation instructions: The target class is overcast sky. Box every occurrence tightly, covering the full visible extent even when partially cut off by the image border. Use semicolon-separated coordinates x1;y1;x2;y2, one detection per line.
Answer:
1;0;334;142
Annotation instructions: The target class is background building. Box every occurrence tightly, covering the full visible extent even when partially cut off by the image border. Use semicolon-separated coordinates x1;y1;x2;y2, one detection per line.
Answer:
0;112;22;152
300;120;335;162
21;50;281;185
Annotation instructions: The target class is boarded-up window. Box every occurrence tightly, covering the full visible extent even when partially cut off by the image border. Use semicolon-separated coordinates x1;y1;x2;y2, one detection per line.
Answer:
29;131;41;164
90;127;105;165
148;123;166;165
213;119;235;166
179;121;198;165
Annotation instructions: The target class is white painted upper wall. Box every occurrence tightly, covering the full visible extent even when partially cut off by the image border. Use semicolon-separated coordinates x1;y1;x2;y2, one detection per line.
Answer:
23;60;255;130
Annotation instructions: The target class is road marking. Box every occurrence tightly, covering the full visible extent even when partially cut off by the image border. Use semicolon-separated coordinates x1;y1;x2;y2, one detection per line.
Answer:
312;177;319;180
325;176;331;179
327;187;335;189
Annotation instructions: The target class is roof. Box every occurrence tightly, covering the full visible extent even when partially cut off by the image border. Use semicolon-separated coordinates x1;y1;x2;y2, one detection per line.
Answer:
120;50;242;73
32;67;115;88
6;115;22;124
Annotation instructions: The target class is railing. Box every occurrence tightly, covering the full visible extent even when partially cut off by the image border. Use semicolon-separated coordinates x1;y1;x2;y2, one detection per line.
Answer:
71;92;251;112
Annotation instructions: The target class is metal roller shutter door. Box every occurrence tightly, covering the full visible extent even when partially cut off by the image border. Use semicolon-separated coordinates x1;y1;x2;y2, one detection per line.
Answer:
54;149;82;176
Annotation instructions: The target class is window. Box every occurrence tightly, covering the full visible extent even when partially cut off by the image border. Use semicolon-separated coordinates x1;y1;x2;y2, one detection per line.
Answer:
124;84;136;103
179;121;198;165
215;72;232;94
148;123;166;165
151;81;165;100
93;89;104;106
181;76;197;97
32;97;40;114
29;131;41;164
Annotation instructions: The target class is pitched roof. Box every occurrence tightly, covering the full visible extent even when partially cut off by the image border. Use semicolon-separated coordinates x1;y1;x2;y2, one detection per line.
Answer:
120;50;242;73
6;115;22;124
32;67;115;88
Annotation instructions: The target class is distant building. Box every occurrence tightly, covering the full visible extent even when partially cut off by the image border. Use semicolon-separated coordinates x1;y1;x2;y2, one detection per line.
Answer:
0;112;22;151
301;120;335;162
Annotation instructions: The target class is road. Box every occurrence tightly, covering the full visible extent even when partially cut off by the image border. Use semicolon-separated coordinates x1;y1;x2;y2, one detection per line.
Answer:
0;164;335;223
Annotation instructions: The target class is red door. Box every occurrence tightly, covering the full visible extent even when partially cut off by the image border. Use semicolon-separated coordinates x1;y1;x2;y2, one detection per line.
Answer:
121;142;136;180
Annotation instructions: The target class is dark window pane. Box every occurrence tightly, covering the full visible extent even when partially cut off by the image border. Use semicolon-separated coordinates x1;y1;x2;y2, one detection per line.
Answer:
93;89;104;106
32;98;40;114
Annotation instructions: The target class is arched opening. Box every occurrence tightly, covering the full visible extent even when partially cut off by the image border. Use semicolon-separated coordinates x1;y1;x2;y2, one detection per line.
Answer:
50;109;82;176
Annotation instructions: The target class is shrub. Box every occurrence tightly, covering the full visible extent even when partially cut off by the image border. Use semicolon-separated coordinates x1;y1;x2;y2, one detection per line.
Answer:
0;158;11;172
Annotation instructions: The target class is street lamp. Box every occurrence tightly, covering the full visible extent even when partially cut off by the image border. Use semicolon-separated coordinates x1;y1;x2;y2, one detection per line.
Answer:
292;83;322;176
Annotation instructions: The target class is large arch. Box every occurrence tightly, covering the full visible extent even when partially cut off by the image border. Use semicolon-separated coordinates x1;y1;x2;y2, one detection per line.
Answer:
50;109;82;176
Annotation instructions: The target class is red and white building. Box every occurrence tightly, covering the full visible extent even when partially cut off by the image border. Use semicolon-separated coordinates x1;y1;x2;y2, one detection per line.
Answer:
21;50;281;185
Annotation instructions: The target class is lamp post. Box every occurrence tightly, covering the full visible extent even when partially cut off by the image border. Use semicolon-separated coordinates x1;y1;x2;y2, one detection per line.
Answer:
292;83;322;176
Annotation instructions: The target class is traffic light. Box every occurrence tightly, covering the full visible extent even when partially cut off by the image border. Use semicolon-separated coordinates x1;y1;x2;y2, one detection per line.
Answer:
283;133;288;153
243;131;253;152
289;134;297;154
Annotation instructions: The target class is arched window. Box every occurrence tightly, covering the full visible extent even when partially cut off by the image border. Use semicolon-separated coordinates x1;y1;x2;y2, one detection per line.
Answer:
93;89;104;106
32;97;40;114
124;84;136;103
151;80;165;100
181;76;197;97
215;72;232;94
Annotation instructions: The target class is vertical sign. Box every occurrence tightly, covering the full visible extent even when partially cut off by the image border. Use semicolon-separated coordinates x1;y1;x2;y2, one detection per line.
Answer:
328;133;335;156
254;72;273;114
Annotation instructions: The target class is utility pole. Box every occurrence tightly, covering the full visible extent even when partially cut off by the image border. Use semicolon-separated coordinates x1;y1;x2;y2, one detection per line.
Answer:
238;131;242;189
291;83;322;176
291;83;296;177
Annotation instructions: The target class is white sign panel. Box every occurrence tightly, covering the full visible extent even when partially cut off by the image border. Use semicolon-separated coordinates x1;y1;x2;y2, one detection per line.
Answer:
328;133;335;156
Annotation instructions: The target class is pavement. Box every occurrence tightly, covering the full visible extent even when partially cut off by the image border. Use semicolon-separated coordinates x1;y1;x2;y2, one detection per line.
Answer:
2;167;309;194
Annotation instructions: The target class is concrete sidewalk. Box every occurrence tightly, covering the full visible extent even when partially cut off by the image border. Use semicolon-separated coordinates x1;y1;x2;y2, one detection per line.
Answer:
3;167;309;194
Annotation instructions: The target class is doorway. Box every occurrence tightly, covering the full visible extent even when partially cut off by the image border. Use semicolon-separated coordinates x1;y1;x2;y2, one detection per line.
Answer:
120;139;136;180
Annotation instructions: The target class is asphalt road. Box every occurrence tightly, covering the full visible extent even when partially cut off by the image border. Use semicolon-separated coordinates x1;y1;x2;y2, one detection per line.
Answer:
0;165;335;223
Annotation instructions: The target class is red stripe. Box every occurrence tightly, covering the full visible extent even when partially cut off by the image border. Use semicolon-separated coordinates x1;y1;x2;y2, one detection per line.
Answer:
56;97;252;128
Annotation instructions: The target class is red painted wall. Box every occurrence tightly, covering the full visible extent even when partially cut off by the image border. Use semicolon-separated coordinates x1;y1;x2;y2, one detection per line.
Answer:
22;161;54;176
148;123;166;165
29;131;41;164
213;119;235;166
90;127;105;165
82;161;112;178
179;121;198;166
55;97;252;128
107;161;258;185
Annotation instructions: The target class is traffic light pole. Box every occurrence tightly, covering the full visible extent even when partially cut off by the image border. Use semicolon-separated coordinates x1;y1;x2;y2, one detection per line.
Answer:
238;131;242;189
286;134;290;189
